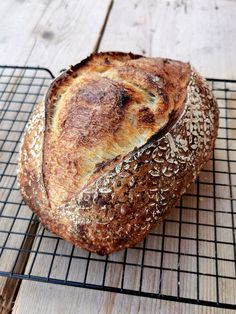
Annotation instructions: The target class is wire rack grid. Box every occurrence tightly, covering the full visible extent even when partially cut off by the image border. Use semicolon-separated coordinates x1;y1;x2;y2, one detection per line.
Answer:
0;65;236;310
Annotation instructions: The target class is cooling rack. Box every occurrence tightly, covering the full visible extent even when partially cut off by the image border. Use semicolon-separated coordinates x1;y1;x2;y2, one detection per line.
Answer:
0;65;236;310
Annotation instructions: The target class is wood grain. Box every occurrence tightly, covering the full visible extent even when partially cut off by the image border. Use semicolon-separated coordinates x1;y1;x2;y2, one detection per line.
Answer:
12;281;235;314
100;0;236;79
0;0;112;73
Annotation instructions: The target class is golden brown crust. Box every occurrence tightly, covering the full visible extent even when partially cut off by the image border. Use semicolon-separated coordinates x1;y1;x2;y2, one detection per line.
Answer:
17;52;219;255
43;53;190;209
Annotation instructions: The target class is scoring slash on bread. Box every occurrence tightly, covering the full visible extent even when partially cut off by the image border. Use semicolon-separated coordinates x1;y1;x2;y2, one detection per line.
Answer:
17;52;219;255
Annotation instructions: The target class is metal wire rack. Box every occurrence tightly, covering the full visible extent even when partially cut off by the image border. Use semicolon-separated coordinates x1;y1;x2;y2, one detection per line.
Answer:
0;65;236;310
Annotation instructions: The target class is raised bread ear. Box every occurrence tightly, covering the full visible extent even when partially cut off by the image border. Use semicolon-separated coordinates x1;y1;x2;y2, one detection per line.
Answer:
18;53;219;255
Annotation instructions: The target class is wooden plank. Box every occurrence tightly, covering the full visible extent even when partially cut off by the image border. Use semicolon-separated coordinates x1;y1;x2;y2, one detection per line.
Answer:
0;0;112;73
25;0;112;73
12;281;235;314
99;0;236;79
0;1;51;67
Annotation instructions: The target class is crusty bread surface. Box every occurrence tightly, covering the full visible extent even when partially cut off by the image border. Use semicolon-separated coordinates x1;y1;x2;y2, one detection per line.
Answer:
17;52;219;254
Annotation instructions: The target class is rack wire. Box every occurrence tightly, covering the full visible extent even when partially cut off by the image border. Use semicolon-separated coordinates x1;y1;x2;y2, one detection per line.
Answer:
0;65;236;309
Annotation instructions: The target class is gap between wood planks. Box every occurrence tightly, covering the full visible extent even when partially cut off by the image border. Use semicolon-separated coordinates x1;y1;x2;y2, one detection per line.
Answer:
94;0;114;53
0;1;114;313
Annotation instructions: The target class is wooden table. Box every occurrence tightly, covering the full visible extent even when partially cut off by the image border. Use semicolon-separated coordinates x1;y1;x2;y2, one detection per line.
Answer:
0;0;236;313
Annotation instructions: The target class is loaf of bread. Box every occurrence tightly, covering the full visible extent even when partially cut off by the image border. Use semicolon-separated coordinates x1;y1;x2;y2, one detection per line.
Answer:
17;52;219;255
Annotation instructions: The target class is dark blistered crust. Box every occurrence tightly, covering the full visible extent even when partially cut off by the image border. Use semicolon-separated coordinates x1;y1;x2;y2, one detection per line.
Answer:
17;52;219;255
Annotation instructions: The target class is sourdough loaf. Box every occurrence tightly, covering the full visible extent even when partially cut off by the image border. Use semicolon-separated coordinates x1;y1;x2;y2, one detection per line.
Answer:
17;52;219;255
